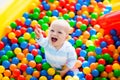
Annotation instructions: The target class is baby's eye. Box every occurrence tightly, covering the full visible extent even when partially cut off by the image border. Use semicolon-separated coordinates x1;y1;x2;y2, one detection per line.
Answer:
50;29;54;32
58;31;62;34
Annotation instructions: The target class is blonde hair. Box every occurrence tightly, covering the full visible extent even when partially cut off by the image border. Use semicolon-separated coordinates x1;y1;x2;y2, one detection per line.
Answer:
50;19;71;34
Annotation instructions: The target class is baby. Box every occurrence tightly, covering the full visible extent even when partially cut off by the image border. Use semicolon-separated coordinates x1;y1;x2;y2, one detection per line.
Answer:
35;19;79;77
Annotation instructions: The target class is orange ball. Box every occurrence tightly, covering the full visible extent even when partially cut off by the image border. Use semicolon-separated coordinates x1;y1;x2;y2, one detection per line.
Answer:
83;31;90;39
17;53;25;60
5;26;12;34
113;53;119;60
90;63;98;70
110;77;117;80
88;51;96;57
108;72;114;78
9;64;17;71
33;71;40;78
93;24;100;32
50;4;56;11
28;60;36;68
117;46;120;53
23;48;29;56
76;21;82;28
100;71;108;77
108;44;116;52
4;70;11;77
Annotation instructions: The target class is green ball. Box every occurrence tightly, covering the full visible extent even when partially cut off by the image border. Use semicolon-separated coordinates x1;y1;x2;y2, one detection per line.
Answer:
1;55;8;61
90;35;98;41
10;78;15;80
33;12;39;19
75;39;82;47
101;78;107;80
41;23;49;31
43;16;49;23
96;55;102;61
114;69;120;77
33;7;40;13
91;12;98;19
18;37;25;43
63;14;70;20
69;20;76;27
103;53;110;61
88;45;96;51
10;22;17;28
46;10;52;16
108;57;113;64
6;51;15;58
38;19;44;25
31;32;36;39
42;62;51;70
41;47;45;53
80;24;87;31
97;64;105;72
49;0;54;2
94;77;101;80
35;55;42;63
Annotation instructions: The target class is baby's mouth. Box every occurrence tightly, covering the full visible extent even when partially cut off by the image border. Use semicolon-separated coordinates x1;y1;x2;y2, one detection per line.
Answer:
51;37;58;42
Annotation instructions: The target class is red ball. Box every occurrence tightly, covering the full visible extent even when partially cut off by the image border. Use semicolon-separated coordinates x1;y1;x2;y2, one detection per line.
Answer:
77;16;83;21
82;19;89;26
64;4;70;10
20;27;27;34
59;0;66;7
0;41;4;50
11;37;18;43
15;19;23;26
69;6;75;11
88;5;94;13
78;57;85;62
34;43;40;49
13;69;21;77
98;59;106;65
18;75;25;80
94;39;100;47
20;64;27;71
15;30;22;37
75;48;81;56
105;65;112;73
39;12;46;19
90;19;97;26
31;49;38;56
38;4;44;11
56;6;62;12
36;63;42;71
85;74;93;80
62;8;68;14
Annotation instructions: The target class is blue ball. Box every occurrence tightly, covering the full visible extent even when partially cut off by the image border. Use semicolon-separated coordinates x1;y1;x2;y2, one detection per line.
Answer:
23;12;29;19
11;43;19;50
47;75;53;80
40;70;48;76
28;45;35;52
75;29;82;37
100;41;107;48
43;3;50;10
1;37;8;45
25;19;31;26
80;50;87;57
66;71;74;76
81;44;86;50
91;69;99;77
0;50;5;57
68;38;75;45
41;59;47;64
27;27;33;33
52;10;59;17
115;41;120;47
112;36;119;42
20;41;28;49
26;67;34;74
71;32;76;38
2;60;10;68
88;56;96;64
77;72;85;79
75;3;81;10
110;29;117;36
16;26;21;30
38;49;42;55
4;45;11;52
26;53;34;61
30;77;38;80
95;47;102;54
118;56;120;62
89;29;96;36
12;57;19;64
82;61;89;68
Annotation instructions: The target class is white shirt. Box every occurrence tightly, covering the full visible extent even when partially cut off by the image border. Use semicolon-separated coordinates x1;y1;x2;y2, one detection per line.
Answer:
36;37;77;70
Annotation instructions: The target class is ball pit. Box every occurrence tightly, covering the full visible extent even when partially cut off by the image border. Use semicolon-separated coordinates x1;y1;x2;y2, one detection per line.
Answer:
0;0;120;80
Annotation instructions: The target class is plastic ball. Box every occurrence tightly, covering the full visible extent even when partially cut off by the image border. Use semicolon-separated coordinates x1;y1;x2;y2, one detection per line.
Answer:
23;32;31;40
65;76;73;80
6;51;15;59
97;64;105;72
35;55;42;63
17;53;25;60
40;70;48;76
76;39;82;47
103;53;111;61
2;60;10;69
113;69;120;77
26;53;34;61
47;68;55;76
95;47;102;55
112;63;120;70
53;75;62;80
2;76;10;80
25;19;31;26
1;55;8;61
3;70;11;77
28;45;35;52
98;59;106;65
28;60;36;68
0;66;5;73
8;32;16;39
39;76;47;80
80;50;87;58
100;71;108;78
69;11;75;18
31;49;38;56
92;69;99;77
14;47;22;54
83;67;91;74
32;71;40;78
20;64;27;71
20;41;28;49
18;75;25;80
30;77;37;80
12;57;19;64
42;62;51;70
0;74;3;80
85;74;93;80
10;22;17;28
36;63;42;71
13;69;21;77
26;67;34;75
0;41;4;50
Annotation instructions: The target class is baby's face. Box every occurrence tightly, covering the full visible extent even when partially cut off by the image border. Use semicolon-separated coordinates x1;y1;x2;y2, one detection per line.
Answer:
48;25;68;48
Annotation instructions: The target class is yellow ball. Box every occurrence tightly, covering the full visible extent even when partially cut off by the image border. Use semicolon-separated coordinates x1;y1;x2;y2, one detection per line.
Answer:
14;47;22;54
65;76;72;80
112;63;120;70
47;68;55;76
26;75;32;80
69;11;75;18
2;76;10;80
73;76;79;80
83;67;91;74
31;20;38;27
0;66;5;74
53;75;62;80
29;38;36;44
0;74;3;80
8;32;16;39
23;32;31;40
85;40;93;47
39;76;47;80
108;72;114;78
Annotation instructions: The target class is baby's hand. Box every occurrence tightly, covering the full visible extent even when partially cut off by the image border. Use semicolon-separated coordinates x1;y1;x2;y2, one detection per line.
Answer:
57;70;66;77
34;25;42;39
